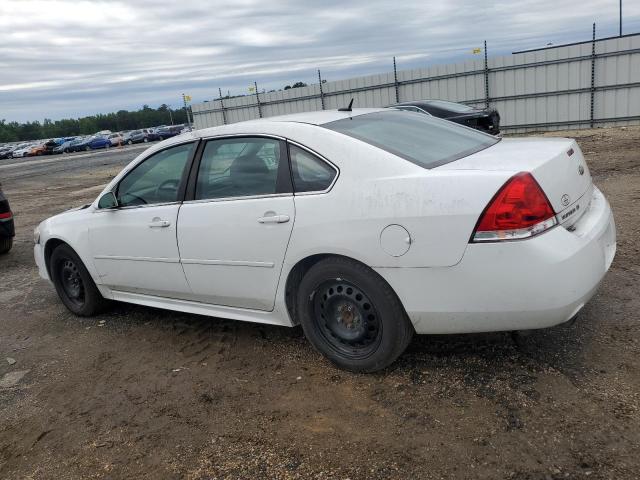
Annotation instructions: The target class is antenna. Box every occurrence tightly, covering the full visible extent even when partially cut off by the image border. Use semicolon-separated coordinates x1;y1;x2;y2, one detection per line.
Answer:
338;98;354;112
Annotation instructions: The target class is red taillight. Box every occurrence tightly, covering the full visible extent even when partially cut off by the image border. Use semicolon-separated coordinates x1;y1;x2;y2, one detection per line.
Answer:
472;172;556;242
0;211;12;220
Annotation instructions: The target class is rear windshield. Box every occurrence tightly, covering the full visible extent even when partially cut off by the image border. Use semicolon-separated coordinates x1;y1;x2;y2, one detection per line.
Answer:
324;110;499;168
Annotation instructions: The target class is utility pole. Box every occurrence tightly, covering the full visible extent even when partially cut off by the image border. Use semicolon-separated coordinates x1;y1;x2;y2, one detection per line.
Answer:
219;87;227;125
619;0;622;36
168;107;174;125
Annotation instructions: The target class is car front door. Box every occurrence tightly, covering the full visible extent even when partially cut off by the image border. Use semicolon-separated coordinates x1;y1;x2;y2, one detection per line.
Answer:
89;141;197;298
177;136;295;311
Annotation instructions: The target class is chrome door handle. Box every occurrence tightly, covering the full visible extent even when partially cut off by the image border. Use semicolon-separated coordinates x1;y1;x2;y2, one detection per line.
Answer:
149;219;171;228
258;214;290;224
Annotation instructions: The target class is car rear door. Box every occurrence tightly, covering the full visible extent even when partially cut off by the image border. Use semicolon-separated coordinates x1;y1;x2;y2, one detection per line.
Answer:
177;136;295;311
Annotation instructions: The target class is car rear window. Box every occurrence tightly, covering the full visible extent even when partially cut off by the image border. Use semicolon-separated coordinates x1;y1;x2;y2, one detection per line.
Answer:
323;110;499;169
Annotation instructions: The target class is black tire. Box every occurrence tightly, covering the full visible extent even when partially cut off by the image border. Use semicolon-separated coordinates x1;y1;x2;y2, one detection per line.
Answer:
50;244;108;316
296;257;414;373
0;238;12;254
143;137;149;143
158;136;164;141
85;146;91;151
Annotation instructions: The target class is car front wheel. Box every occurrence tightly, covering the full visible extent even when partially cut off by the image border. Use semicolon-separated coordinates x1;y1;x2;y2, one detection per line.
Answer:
296;256;414;373
50;244;108;316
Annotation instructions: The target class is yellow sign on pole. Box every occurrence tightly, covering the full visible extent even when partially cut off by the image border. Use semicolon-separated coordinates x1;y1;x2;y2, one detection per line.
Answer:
248;86;256;93
472;48;482;54
184;94;192;102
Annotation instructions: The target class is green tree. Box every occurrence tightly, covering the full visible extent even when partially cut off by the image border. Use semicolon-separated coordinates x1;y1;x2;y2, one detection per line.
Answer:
0;104;190;142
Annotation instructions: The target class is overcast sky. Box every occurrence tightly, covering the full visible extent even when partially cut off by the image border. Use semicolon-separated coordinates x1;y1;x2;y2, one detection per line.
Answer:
1;0;639;123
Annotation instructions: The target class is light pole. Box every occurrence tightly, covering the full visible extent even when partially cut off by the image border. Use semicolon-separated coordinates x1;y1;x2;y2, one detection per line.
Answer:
619;0;622;36
168;107;174;126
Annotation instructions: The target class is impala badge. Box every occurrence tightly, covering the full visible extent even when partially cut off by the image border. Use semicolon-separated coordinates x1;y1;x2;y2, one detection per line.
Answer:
561;194;570;207
578;165;585;175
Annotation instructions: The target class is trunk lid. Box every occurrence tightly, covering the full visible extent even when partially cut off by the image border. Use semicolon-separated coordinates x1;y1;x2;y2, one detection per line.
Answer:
437;137;592;226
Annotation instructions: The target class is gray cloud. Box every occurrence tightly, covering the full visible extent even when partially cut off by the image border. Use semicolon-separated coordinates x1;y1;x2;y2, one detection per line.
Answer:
1;0;638;122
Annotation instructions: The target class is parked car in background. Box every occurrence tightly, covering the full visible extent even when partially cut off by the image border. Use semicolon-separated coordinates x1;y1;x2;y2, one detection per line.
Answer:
122;130;150;145
29;144;47;156
0;147;13;160
65;138;86;153
12;144;33;158
0;183;14;254
391;99;501;134
156;125;184;140
43;139;61;155
53;140;73;154
143;128;160;141
34;108;615;372
108;133;124;146
73;136;111;152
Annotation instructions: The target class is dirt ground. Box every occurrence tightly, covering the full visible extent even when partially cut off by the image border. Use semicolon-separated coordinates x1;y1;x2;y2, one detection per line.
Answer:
0;126;639;479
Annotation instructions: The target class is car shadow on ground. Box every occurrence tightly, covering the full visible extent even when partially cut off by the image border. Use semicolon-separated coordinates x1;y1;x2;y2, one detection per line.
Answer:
99;299;589;383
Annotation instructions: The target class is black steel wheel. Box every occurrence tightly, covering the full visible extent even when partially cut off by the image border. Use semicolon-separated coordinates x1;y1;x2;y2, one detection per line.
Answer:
297;256;413;372
59;258;85;307
50;244;109;316
313;279;382;360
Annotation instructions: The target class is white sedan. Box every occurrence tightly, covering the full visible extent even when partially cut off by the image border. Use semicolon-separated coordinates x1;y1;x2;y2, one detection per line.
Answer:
34;108;616;372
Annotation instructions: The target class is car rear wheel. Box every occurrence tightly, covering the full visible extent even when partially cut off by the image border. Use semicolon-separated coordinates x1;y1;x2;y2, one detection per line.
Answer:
50;244;109;316
0;238;12;254
296;256;414;372
85;146;91;151
127;140;133;145
143;137;149;143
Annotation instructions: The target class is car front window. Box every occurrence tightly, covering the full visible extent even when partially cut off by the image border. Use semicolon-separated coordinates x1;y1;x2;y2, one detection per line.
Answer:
323;110;499;169
116;142;195;207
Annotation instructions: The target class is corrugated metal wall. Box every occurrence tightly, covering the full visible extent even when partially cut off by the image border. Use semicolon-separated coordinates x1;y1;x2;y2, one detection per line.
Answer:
192;34;640;133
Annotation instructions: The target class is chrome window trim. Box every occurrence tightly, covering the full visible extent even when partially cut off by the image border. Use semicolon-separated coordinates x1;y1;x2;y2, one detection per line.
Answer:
286;140;340;196
93;201;181;213
182;192;292;206
199;133;287;142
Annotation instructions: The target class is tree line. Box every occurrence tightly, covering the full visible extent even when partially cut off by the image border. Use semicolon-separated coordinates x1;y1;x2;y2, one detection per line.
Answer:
0;104;190;143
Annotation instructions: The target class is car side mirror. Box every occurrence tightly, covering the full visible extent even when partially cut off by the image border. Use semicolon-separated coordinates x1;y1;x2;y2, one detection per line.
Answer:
98;191;119;209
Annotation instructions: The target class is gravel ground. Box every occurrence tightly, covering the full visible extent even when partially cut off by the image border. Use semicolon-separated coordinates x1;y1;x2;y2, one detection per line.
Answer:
0;127;638;479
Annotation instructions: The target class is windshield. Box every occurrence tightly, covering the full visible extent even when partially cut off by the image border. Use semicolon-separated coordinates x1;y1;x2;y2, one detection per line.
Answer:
323;110;499;169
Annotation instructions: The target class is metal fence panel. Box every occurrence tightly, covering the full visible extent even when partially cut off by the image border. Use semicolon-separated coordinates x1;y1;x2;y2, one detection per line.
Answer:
192;33;640;133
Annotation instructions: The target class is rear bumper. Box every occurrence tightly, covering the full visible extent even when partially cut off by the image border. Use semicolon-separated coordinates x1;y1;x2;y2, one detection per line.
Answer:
376;186;616;334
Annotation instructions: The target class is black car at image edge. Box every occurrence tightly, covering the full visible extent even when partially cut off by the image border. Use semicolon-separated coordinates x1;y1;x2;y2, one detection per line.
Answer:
391;99;500;134
0;184;15;254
